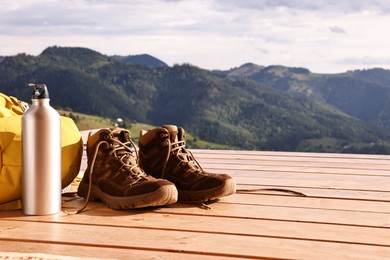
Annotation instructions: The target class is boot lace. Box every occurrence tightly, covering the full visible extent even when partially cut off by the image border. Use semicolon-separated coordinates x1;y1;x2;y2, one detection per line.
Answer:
160;134;204;179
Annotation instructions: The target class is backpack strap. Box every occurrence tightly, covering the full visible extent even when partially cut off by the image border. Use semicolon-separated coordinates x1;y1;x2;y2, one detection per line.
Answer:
0;199;22;210
0;92;29;117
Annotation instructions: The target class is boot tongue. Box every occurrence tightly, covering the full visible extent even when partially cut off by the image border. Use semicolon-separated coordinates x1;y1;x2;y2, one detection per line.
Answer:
162;125;178;142
163;125;193;164
110;128;131;143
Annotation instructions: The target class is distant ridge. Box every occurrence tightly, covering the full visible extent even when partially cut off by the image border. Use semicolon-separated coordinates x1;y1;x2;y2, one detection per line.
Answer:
219;63;390;128
110;54;168;68
213;63;265;77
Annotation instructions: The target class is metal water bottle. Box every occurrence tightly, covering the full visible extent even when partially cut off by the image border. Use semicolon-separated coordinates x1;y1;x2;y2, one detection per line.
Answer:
22;83;61;215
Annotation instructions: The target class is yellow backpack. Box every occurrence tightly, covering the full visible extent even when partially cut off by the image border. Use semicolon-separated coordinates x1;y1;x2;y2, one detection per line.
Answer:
0;92;83;209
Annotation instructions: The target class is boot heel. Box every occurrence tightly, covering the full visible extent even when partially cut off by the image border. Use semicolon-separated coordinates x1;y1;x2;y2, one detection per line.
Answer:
77;182;99;202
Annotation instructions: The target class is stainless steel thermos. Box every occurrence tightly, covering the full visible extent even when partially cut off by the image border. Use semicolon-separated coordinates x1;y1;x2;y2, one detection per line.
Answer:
22;83;62;215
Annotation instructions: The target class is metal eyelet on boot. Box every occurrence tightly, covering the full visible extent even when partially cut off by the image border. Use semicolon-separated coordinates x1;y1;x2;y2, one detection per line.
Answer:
161;139;169;147
160;132;169;138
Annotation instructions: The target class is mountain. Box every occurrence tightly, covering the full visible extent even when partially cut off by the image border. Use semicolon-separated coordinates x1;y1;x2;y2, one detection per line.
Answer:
0;56;4;63
1;46;390;153
110;54;167;68
150;65;388;151
220;64;390;129
213;63;265;78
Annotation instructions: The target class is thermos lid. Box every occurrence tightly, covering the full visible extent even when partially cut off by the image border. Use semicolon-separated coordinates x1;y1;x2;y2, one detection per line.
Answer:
28;83;50;99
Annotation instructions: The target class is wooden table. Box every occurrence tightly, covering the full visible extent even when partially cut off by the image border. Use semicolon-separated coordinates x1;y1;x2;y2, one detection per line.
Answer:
1;149;390;259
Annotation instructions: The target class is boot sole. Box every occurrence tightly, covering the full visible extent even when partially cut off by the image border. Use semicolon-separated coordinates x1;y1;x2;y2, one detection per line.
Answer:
178;178;237;202
77;182;178;209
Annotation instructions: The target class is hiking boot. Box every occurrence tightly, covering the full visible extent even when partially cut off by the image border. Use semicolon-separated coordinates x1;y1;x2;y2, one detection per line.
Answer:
77;128;178;209
138;125;236;202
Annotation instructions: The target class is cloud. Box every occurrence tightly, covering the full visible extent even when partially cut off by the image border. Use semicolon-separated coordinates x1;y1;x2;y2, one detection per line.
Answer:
0;1;99;35
216;0;390;14
337;56;390;65
329;26;346;33
1;0;390;73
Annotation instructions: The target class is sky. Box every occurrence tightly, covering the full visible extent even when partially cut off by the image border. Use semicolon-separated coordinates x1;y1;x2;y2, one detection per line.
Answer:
1;0;390;73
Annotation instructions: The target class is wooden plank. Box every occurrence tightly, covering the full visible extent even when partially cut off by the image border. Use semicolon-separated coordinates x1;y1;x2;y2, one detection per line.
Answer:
152;203;390;228
194;155;390;168
191;149;390;160
220;170;390;184
25;196;390;228
233;175;390;192
203;164;390;177
197;157;390;170
1;220;390;260
224;193;390;213
198;160;390;176
2;206;390;248
192;152;390;165
236;184;390;201
0;241;245;260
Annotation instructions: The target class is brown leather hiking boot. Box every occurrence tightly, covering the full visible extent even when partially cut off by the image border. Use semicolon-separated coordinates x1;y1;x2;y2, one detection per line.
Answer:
138;125;236;202
77;128;178;209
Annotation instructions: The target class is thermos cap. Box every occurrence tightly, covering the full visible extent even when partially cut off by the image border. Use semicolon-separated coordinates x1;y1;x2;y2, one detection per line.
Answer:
28;83;50;99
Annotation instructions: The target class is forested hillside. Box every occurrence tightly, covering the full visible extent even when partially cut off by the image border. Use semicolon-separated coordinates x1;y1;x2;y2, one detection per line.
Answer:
219;64;390;129
1;46;390;153
110;54;168;68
